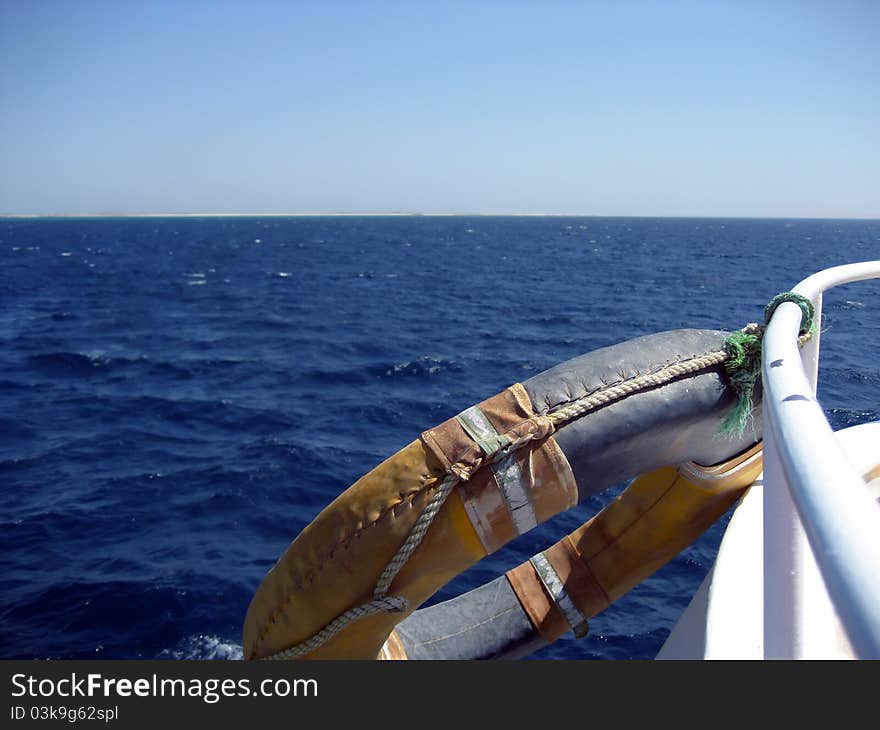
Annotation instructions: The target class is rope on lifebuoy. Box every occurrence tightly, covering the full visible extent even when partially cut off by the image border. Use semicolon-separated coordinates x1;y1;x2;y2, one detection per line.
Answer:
263;291;814;659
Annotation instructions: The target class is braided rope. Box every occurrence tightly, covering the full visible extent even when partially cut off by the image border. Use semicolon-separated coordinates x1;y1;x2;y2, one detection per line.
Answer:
373;473;460;597
265;596;408;660
547;350;729;426
262;474;459;660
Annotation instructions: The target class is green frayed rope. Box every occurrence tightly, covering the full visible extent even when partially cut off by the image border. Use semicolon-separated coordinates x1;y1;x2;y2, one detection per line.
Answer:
719;292;815;437
763;291;817;339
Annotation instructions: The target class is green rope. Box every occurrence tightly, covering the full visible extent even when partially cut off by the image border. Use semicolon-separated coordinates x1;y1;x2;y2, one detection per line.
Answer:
763;291;816;339
719;292;815;437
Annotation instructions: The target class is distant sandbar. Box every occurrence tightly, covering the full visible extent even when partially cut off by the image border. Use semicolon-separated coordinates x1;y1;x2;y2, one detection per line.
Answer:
0;212;572;219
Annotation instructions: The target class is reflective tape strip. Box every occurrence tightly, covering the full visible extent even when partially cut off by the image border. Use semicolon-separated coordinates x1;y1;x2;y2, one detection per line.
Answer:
492;454;537;534
529;552;590;638
456;405;536;534
456;405;510;458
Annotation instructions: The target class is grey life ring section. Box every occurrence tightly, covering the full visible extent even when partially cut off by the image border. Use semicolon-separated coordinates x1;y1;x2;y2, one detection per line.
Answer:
528;329;761;492
387;329;762;660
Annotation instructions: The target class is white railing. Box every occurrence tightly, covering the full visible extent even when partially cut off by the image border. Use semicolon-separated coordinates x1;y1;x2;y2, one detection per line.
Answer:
762;261;880;659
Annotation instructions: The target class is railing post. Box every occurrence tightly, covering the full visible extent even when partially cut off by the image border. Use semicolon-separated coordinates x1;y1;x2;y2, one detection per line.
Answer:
761;261;880;658
762;417;799;658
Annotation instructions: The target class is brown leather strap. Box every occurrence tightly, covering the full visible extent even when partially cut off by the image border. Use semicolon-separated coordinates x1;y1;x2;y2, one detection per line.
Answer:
421;384;537;478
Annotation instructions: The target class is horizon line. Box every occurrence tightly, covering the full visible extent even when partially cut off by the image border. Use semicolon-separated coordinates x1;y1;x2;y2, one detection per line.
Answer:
2;211;879;221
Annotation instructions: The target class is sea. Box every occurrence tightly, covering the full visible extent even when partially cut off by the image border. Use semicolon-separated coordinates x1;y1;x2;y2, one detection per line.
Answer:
1;215;878;660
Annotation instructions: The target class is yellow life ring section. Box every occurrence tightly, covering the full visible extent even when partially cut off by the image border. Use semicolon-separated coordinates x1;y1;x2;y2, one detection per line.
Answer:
242;329;762;660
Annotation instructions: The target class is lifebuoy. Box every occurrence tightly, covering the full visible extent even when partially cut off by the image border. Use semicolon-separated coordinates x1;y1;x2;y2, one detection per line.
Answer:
242;329;762;660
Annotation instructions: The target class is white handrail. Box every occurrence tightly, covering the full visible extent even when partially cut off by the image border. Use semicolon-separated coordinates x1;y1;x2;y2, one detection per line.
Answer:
762;261;880;659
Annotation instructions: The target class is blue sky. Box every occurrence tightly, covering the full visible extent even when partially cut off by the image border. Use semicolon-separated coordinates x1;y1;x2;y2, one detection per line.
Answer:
1;0;877;217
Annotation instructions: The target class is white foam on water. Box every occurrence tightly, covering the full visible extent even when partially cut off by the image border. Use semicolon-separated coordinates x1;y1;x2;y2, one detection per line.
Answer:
158;634;243;660
84;350;108;364
386;355;446;376
61;252;72;257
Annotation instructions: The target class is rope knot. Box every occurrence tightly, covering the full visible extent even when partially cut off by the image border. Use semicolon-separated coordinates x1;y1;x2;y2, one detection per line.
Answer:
720;291;815;437
531;414;556;441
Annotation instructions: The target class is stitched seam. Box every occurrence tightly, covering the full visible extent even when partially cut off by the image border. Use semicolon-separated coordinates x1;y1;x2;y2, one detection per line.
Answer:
540;353;716;414
255;471;436;647
406;606;520;649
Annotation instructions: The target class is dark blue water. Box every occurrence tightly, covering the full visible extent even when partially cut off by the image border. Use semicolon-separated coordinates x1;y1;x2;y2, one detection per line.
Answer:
1;216;878;660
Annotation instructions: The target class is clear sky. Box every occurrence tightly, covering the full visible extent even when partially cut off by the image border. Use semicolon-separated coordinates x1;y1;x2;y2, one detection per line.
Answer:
1;0;877;217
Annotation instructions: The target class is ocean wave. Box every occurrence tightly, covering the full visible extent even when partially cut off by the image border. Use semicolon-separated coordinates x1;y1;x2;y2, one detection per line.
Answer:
826;407;880;430
24;351;211;380
27;351;112;374
0;579;195;658
373;356;463;378
157;634;242;660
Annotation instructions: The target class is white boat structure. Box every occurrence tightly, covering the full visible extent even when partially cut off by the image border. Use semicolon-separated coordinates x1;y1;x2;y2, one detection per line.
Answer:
658;262;880;660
